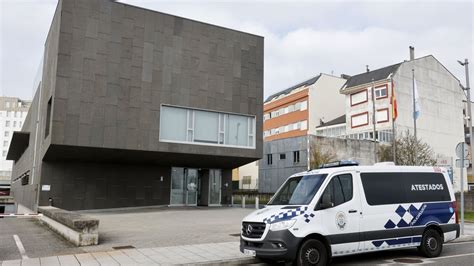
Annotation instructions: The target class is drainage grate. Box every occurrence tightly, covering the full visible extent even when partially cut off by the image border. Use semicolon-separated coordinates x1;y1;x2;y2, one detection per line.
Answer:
112;245;136;250
393;258;424;264
229;233;241;237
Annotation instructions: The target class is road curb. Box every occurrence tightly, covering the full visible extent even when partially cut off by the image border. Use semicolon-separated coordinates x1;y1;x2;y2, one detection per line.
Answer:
451;235;474;243
197;257;258;265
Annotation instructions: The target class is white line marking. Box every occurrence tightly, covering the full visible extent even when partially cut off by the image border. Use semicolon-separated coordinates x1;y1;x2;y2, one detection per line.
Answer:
13;234;29;259
431;253;474;260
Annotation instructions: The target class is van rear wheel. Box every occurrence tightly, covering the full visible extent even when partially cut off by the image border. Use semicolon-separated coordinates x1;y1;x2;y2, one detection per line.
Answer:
418;228;443;258
297;239;328;266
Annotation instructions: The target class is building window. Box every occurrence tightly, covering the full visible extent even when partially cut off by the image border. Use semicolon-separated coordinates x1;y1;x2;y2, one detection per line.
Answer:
19;121;22;128
264;113;270;121
293;151;300;163
160;105;256;148
5;102;10;108
3;141;8;147
5;121;10;127
5;132;9;137
2;150;6;157
375;85;388;99
13;121;17;127
45;97;52;138
300;100;308;110
280;153;286;160
376;108;389;123
350;90;368;106
267;154;273;165
351;112;369;128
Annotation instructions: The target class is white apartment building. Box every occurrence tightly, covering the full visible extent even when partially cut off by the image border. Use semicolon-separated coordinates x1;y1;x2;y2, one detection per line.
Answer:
0;97;31;186
340;55;466;191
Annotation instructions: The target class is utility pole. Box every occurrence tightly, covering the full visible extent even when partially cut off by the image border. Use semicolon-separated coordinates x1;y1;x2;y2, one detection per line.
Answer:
459;58;471;234
371;78;377;163
459;59;473;177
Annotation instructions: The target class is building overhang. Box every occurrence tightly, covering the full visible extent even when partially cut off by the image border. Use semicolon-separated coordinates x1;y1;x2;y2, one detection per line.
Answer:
6;131;30;161
42;144;259;170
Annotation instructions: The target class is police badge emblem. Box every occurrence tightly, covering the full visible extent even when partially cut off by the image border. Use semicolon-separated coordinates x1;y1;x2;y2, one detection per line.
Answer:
335;211;347;230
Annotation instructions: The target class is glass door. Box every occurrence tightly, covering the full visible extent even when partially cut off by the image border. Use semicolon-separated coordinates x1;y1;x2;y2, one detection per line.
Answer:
209;169;221;205
171;167;186;205
185;169;198;205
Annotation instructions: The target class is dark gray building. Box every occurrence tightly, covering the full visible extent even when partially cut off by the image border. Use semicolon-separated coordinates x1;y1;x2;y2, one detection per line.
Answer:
8;0;263;211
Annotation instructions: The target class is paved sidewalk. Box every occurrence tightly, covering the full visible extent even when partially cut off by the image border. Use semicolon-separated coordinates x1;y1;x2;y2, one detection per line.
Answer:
0;242;252;266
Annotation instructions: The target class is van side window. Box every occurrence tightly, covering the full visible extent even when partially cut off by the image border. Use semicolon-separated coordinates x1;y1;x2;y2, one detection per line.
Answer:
361;172;450;205
320;174;353;208
338;174;353;202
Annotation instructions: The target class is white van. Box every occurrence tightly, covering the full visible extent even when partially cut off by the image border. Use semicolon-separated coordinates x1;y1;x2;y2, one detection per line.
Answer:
240;161;460;265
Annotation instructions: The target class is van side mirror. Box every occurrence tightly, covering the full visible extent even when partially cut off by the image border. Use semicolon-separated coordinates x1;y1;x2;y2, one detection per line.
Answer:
319;193;334;210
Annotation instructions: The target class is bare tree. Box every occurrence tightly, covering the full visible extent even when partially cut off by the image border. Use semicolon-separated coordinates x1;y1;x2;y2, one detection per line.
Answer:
310;141;337;169
378;144;393;162
379;131;436;166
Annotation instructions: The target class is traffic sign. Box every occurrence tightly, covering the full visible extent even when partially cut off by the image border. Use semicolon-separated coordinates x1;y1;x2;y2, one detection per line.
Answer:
456;142;469;158
455;159;470;168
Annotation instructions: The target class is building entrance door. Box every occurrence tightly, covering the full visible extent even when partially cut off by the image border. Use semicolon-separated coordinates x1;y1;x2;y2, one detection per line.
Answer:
170;167;198;206
209;169;221;206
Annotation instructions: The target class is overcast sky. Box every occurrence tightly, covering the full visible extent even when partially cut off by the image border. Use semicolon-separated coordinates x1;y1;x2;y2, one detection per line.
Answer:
1;0;472;100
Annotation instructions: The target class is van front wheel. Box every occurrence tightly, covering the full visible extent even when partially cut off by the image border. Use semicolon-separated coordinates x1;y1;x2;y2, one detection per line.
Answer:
418;228;443;258
297;239;328;266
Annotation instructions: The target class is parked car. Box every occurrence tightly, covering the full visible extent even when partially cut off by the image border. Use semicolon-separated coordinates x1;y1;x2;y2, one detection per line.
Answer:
240;161;459;265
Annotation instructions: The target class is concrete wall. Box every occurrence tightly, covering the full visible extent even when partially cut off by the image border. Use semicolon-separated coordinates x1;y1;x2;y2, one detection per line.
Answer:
259;135;377;194
393;56;465;192
259;136;308;193
455;192;474;212
309;135;377;166
308;74;347;134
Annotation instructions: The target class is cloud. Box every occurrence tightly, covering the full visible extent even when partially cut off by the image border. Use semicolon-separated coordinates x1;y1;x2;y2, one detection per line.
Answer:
1;0;472;100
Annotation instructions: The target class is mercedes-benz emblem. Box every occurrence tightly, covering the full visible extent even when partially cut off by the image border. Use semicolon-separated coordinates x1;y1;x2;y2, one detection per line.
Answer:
246;225;253;235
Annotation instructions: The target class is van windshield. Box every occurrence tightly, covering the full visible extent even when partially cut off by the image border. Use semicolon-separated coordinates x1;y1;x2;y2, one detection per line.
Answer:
267;174;328;205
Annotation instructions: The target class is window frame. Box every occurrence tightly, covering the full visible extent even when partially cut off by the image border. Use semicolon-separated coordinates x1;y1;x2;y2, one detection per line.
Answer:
159;104;256;149
374;84;388;100
293;150;300;164
317;173;354;209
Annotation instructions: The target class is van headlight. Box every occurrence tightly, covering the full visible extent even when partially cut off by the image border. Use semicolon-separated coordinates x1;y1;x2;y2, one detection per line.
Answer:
269;219;296;231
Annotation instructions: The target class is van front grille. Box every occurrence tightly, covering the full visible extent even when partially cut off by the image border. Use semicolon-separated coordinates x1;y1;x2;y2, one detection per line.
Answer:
242;222;266;239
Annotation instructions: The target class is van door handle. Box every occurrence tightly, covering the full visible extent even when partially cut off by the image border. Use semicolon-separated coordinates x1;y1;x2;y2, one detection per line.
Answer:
348;209;357;213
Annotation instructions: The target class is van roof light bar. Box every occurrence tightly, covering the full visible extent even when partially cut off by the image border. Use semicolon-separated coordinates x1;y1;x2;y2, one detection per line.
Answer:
319;160;359;169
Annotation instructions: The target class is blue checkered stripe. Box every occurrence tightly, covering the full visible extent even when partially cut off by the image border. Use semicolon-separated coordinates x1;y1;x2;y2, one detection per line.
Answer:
372;202;454;248
263;206;314;224
383;204;423;229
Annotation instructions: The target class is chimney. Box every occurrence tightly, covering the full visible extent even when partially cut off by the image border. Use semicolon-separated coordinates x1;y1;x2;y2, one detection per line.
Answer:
366;65;370;72
409;46;415;60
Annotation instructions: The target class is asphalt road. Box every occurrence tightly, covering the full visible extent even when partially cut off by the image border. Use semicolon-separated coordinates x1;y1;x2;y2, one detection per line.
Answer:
248;241;474;265
0;217;83;261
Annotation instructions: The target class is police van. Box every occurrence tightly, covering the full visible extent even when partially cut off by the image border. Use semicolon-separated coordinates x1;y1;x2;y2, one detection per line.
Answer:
240;161;460;265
